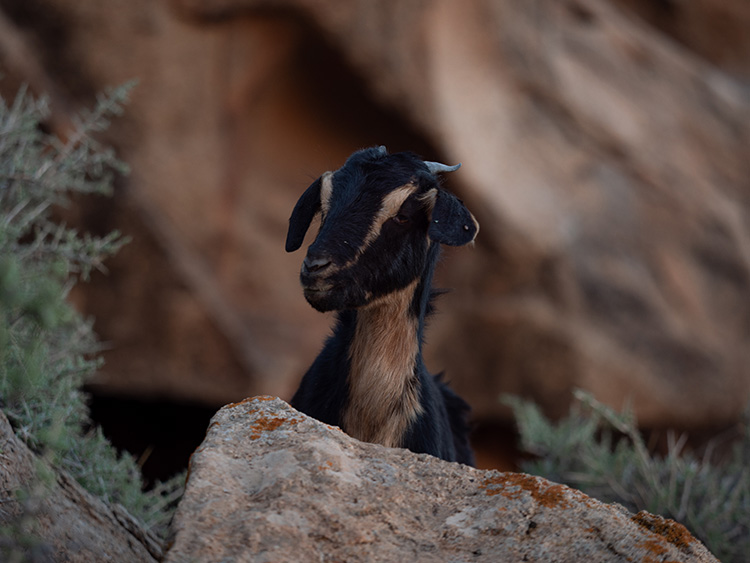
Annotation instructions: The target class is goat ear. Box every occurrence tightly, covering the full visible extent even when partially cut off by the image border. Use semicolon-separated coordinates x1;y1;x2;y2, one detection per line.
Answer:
428;190;479;246
286;177;321;252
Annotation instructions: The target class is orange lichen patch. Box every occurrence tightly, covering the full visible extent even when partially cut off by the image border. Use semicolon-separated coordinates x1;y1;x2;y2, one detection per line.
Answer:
631;511;694;551
318;460;335;472
224;397;256;409
480;473;572;509
249;414;298;440
480;474;514;497
635;539;672;563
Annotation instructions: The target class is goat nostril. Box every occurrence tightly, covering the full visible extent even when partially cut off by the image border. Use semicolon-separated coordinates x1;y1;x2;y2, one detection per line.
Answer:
303;255;332;273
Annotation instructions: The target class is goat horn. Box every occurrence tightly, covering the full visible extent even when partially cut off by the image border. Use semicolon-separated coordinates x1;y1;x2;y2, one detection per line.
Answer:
424;161;461;174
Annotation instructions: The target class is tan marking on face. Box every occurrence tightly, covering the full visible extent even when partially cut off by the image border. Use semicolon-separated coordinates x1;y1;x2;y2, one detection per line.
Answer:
418;188;438;212
360;183;419;250
302;171;339;287
343;279;423;448
319;171;334;216
308;182;420;287
417;189;438;250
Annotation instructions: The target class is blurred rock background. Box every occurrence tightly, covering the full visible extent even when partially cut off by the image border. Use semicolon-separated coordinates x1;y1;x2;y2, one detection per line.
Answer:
0;0;748;475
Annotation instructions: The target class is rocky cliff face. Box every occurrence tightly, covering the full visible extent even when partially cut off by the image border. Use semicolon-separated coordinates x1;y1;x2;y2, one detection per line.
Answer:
165;397;718;562
0;0;748;436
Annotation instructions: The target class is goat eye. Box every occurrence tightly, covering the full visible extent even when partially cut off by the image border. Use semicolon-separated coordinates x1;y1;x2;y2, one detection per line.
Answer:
392;213;410;225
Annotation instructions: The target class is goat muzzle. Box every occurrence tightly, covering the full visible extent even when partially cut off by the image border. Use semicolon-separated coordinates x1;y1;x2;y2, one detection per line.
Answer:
300;252;336;293
302;254;333;275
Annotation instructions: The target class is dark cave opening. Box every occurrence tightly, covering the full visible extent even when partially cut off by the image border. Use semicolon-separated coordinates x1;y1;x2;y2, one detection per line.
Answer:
85;389;220;486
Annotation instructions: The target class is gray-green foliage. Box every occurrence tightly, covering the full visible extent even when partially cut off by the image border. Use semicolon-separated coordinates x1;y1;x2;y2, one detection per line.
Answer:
504;390;749;562
0;84;183;546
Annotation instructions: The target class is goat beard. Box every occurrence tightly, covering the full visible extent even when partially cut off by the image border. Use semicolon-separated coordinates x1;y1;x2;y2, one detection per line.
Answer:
301;260;423;313
302;284;368;312
303;287;341;312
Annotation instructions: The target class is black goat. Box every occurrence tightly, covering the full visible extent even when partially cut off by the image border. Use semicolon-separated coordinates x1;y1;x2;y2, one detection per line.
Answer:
286;146;478;465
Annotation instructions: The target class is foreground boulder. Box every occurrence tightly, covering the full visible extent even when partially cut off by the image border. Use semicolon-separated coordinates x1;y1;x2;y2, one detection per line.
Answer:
166;397;717;562
0;410;161;562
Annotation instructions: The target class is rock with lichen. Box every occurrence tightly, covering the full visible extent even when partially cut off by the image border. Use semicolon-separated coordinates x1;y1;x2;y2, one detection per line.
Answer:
165;397;718;562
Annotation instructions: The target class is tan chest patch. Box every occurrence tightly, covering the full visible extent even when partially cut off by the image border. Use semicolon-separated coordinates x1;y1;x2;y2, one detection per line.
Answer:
343;280;423;448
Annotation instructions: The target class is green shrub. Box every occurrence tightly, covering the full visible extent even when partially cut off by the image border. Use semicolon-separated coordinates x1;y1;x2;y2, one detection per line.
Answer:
504;390;749;562
0;83;183;548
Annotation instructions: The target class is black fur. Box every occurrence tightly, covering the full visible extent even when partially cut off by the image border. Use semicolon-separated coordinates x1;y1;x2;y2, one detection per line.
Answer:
287;147;476;465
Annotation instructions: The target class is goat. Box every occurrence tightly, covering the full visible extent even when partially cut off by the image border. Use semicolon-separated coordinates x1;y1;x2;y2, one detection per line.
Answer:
285;146;478;465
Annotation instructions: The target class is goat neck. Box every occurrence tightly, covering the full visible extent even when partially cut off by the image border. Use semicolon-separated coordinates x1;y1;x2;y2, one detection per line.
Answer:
341;243;439;448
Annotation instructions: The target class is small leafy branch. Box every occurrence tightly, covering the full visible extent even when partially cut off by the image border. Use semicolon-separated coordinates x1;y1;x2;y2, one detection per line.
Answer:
504;390;750;562
0;83;183;553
